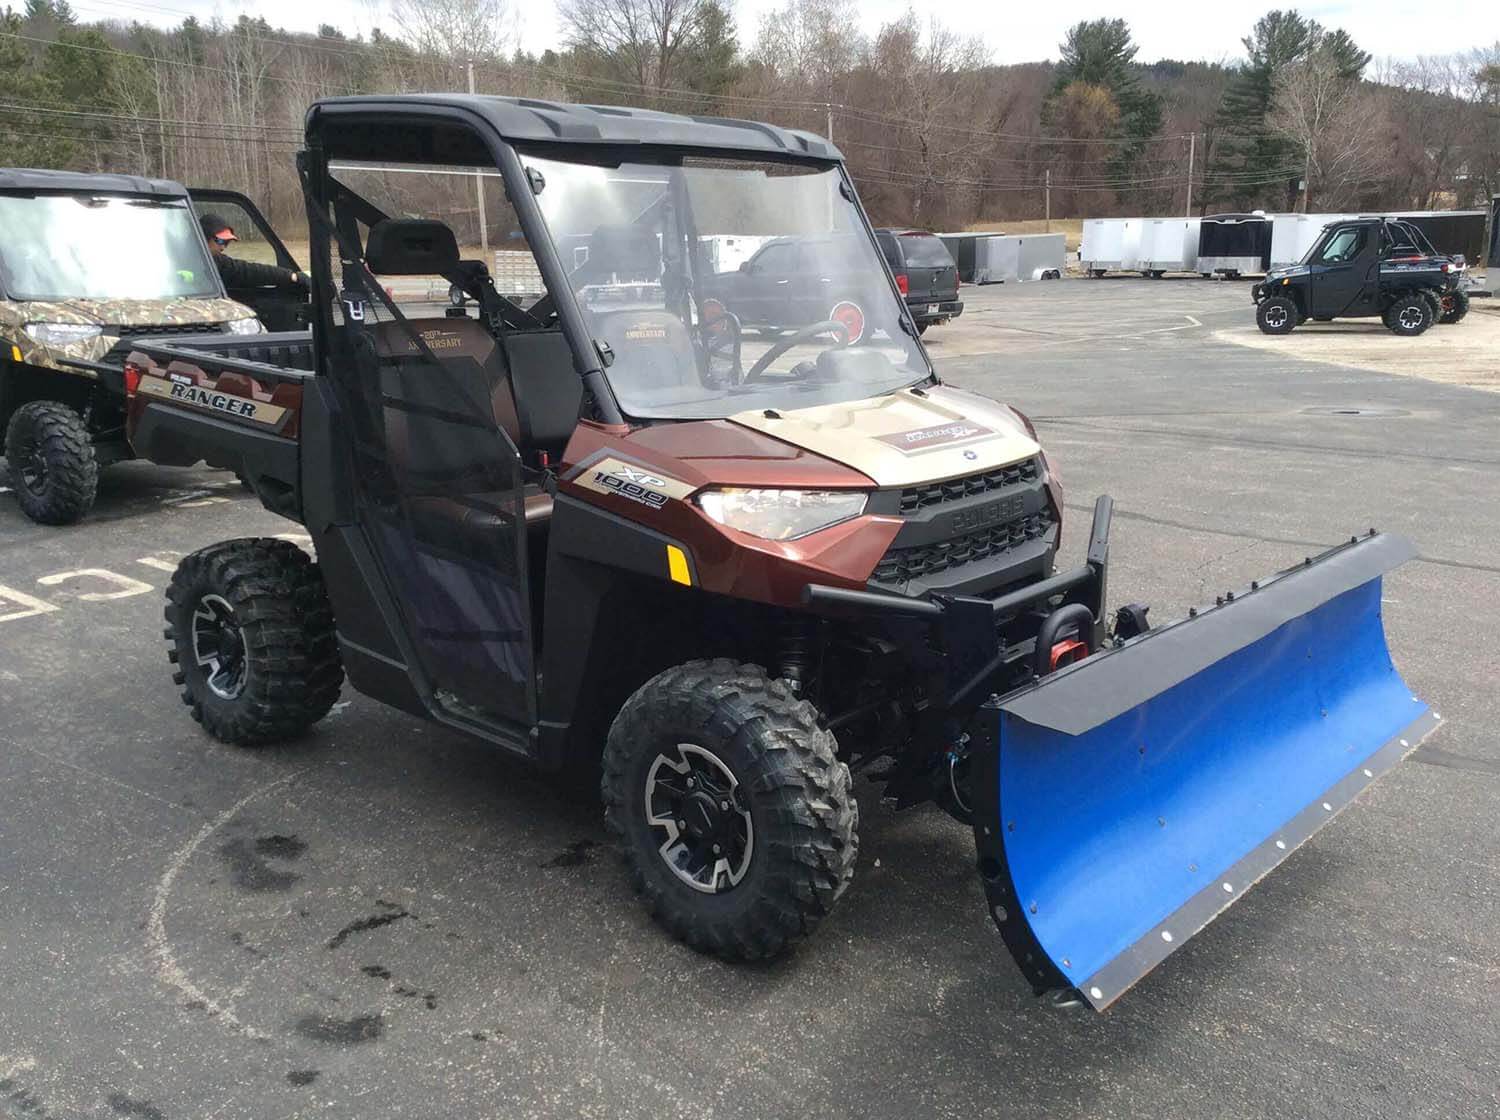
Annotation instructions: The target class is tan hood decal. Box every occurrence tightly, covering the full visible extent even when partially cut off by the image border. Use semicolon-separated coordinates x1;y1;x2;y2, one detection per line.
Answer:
727;385;1039;487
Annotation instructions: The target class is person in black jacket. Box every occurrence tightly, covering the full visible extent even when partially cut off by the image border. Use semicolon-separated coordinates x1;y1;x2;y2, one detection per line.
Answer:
199;213;307;290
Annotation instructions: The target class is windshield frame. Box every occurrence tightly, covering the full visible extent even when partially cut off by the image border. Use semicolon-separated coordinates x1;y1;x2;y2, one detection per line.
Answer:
513;142;934;422
0;188;227;303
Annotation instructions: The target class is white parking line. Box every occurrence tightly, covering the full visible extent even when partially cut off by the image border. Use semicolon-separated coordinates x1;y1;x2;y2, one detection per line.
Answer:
0;584;59;623
136;557;180;573
36;569;154;601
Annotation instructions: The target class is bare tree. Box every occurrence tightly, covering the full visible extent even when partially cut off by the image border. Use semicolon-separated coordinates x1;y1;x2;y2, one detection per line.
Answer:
390;0;515;64
558;0;709;99
1268;49;1384;210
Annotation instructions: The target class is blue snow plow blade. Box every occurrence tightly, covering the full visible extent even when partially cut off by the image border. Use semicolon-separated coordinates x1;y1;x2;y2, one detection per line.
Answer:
970;532;1439;1010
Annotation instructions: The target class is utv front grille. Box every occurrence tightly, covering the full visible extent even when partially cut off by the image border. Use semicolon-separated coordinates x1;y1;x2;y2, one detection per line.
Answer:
111;322;226;337
897;458;1039;515
872;510;1054;585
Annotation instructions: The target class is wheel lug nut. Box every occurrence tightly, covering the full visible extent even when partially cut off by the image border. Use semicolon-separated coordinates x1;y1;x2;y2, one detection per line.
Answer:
712;844;721;854
720;801;729;811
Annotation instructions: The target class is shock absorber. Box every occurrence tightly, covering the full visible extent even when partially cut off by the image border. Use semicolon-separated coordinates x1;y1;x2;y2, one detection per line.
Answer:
778;615;815;694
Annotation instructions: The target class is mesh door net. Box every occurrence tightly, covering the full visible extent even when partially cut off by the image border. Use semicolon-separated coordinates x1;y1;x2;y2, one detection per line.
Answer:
322;204;533;724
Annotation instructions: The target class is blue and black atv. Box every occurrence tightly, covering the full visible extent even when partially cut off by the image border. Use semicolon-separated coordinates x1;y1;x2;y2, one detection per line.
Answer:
1253;216;1470;336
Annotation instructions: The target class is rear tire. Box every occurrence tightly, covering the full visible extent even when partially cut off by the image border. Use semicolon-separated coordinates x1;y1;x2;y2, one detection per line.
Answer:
164;538;343;746
1439;289;1470;324
1385;294;1433;336
601;659;858;961
1256;296;1298;335
4;400;98;525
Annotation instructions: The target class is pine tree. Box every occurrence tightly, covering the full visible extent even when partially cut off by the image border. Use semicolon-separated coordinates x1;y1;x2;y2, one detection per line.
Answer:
1044;19;1164;202
1200;11;1368;212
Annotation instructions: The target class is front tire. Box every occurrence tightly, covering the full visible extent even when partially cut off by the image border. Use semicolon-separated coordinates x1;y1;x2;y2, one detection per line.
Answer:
1385;294;1433;336
1256;295;1298;335
1439;289;1470;324
165;539;343;745
4;400;98;525
602;660;858;961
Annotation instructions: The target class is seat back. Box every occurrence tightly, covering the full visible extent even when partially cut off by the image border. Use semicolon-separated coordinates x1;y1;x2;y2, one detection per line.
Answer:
375;317;521;489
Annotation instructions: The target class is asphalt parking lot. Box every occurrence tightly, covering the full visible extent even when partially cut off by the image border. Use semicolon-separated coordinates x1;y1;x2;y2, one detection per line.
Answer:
1;277;1497;1120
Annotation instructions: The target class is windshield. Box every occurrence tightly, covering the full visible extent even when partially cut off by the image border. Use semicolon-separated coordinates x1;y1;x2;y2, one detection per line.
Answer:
523;152;928;420
0;193;220;301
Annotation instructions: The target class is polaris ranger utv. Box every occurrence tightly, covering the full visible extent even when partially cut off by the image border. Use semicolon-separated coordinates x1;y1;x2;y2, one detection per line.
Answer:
125;94;1437;1010
1252;216;1467;336
0;170;274;524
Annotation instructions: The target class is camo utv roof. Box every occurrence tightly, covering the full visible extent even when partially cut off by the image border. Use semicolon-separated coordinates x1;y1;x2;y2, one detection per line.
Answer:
308;94;842;162
0;168;190;197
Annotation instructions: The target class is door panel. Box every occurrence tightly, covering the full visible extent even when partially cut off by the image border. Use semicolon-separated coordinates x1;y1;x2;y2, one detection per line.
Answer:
188;188;309;331
1308;227;1375;318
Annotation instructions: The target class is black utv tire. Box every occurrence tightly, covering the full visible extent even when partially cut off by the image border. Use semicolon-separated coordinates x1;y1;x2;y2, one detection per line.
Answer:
4;400;99;525
601;659;858;961
1256;295;1298;335
1439;289;1470;325
1385;294;1433;336
164;538;343;746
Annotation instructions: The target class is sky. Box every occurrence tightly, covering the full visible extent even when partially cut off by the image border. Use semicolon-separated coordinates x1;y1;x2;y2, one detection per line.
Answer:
64;0;1500;66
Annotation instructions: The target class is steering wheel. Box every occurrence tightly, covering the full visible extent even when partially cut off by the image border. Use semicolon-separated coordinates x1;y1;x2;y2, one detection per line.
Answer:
743;320;850;383
701;308;743;383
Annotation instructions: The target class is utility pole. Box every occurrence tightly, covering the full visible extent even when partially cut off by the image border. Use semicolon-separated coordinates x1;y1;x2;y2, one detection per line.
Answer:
468;60;490;260
1184;132;1195;218
826;102;834;141
1044;168;1051;232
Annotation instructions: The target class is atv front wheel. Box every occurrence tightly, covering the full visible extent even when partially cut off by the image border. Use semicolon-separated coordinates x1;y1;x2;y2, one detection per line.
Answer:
1385;294;1433;336
1256;296;1298;335
602;659;858;961
1439;289;1470;324
4;400;99;525
165;539;343;745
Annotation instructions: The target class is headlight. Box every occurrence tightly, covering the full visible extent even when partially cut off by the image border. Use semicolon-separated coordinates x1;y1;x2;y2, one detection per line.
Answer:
24;322;102;346
696;488;867;541
225;317;265;335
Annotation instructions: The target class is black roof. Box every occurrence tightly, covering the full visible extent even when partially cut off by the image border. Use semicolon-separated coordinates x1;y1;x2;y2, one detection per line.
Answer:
307;94;841;162
0;167;189;197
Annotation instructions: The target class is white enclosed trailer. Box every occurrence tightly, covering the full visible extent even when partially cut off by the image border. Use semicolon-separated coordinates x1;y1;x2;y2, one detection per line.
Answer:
1137;218;1201;275
1269;214;1353;269
1079;218;1141;276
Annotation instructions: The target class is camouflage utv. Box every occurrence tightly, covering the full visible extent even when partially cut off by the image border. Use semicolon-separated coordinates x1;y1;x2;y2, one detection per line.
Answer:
0;169;263;524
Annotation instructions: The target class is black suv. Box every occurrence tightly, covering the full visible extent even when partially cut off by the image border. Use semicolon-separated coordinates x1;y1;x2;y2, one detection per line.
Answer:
874;229;963;334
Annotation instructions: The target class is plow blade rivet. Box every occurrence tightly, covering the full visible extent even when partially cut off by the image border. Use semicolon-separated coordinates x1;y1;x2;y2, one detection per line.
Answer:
994;905;1008;922
1363;768;1373;777
1322;802;1333;811
1275;840;1286;850
1029;902;1038;914
1089;987;1103;1000
1188;863;1197;872
1434;714;1442;721
1157;817;1166;827
1400;739;1409;747
1160;931;1173;943
1222;882;1233;892
1062;958;1071;967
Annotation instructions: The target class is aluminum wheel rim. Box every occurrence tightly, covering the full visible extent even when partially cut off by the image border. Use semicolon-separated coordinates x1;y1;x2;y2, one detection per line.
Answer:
644;743;754;894
1398;306;1424;330
192;594;248;700
17;439;47;494
1264;305;1288;328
